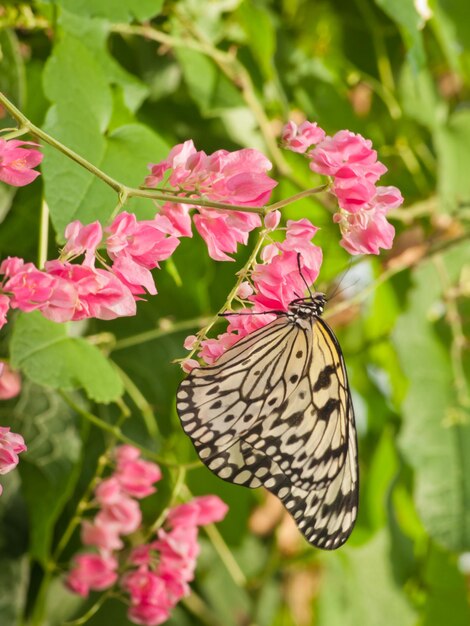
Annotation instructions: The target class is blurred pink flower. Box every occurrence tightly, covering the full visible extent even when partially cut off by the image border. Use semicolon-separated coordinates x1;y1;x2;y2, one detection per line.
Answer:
0;362;21;399
281;120;326;154
0;139;43;187
114;444;141;463
65;553;118;597
334;185;402;255
167;495;228;527
183;335;197;350
128;602;171;626
181;358;200;373
0;426;27;490
95;477;122;506
96;494;142;535
0;295;9;330
81;519;123;552
115;457;162;499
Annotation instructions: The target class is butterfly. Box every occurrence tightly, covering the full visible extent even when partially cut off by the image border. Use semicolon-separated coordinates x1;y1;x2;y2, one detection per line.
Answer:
176;291;358;550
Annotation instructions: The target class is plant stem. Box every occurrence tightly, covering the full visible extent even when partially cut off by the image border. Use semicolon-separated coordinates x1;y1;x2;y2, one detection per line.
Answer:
37;199;50;269
112;316;213;351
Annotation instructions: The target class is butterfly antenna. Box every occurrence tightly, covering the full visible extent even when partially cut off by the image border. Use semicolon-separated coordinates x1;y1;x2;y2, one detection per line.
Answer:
296;253;315;299
327;257;354;302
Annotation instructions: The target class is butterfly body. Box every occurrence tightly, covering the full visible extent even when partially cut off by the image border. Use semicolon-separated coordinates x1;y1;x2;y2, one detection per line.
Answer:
176;293;358;550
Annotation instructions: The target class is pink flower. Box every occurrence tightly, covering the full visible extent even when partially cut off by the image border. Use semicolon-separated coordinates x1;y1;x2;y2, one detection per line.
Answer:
0;427;27;486
0;257;25;278
332;167;377;211
0;295;10;329
148;142;276;205
146;140;197;187
96;494;142;535
62;220;103;266
181;358;199;373
44;260;137;321
154;525;200;582
167;495;228;527
4;264;65;313
334;185;402;255
264;209;281;231
0;447;19;480
106;212;180;293
107;213;180;267
81;519;123;552
128;544;157;568
65;553;118;597
183;335;197;350
236;281;253;300
128;602;171;626
157;203;192;238
122;569;169;606
199;332;239;364
252;219;322;311
114;444;141;463
309;130;386;179
281;120;326;153
193;209;261;262
115;458;162;499
95;477;122;505
0;426;27;456
0;139;43;187
0;362;21;399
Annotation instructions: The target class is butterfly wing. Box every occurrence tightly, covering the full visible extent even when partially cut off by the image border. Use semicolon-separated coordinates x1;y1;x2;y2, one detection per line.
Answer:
176;315;358;549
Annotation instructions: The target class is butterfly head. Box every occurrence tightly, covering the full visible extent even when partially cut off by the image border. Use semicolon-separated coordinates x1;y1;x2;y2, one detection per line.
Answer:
288;292;326;320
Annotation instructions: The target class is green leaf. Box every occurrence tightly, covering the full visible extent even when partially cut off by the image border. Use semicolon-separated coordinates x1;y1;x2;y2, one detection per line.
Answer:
422;543;470;626
398;62;444;131
43;35;112;131
0;29;25;128
0;474;29;623
394;245;470;551
0;556;28;623
317;531;416;626
434;109;470;213
60;0;163;22
10;312;123;403
373;0;426;69
237;1;275;80
13;384;82;564
176;48;244;116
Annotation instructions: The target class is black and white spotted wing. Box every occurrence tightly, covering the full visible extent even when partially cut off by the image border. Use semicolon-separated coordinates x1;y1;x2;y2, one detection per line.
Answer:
176;295;358;549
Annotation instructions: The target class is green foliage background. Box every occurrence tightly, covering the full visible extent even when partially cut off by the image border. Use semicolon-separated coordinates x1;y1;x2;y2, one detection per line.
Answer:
1;1;470;625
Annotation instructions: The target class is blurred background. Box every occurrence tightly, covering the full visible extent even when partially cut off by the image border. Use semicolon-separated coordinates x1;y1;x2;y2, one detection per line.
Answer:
1;0;470;624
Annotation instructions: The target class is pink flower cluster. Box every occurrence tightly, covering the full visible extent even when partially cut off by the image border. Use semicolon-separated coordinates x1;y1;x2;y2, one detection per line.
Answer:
0;212;181;331
122;495;228;625
65;445;228;626
0;425;27;495
66;445;161;596
183;218;322;368
282;121;403;254
145;140;277;261
0;138;43;187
